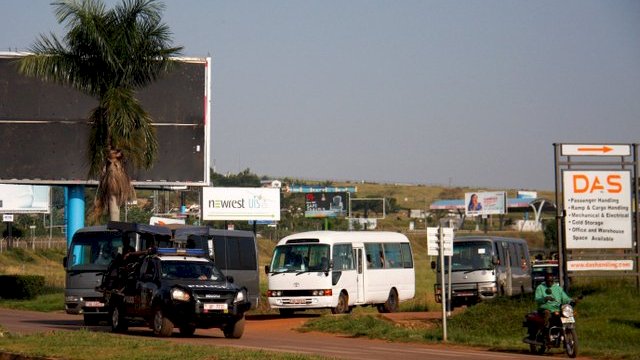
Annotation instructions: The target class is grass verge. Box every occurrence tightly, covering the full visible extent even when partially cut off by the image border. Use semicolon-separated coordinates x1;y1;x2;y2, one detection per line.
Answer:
0;328;329;360
301;279;640;359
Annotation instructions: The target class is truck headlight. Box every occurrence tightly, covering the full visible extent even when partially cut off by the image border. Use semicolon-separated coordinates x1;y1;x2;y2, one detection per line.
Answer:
234;290;246;303
65;295;81;302
171;288;191;302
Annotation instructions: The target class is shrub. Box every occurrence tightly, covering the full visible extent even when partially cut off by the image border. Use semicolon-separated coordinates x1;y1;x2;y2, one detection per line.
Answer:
0;275;45;299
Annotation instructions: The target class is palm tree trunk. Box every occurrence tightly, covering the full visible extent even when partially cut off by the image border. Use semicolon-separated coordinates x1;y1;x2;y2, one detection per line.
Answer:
109;195;120;221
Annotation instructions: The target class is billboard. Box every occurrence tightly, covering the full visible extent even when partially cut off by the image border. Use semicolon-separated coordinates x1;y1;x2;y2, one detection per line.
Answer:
304;192;347;218
563;170;632;249
464;191;506;216
0;184;50;213
0;53;210;186
202;187;280;221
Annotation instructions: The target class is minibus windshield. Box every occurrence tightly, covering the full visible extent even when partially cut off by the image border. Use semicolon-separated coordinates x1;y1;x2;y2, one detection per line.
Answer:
441;241;494;272
270;243;330;273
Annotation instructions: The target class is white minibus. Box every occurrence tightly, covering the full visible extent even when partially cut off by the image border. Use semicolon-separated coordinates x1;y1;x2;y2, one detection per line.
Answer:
266;231;415;315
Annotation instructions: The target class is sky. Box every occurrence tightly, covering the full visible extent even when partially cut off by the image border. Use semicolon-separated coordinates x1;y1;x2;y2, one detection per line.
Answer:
1;0;639;191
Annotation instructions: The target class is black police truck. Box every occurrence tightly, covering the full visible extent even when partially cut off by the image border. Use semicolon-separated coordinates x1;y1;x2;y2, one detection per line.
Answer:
99;247;251;338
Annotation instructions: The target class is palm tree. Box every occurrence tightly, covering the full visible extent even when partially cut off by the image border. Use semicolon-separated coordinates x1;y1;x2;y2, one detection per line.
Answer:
18;0;183;221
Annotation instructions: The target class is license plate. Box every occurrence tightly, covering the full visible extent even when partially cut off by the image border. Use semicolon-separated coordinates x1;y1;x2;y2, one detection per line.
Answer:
456;292;474;297
204;303;228;311
561;316;575;324
290;298;306;304
84;301;105;308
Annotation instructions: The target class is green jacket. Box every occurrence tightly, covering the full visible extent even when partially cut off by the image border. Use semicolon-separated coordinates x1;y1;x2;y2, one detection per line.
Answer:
535;282;572;312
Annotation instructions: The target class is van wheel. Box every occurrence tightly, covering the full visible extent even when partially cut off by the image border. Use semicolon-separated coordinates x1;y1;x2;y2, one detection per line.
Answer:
223;316;245;339
331;292;349;314
110;305;128;332
153;308;174;337
378;289;399;313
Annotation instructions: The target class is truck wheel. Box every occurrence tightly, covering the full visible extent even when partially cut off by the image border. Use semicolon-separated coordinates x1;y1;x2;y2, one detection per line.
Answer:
378;289;399;313
110;305;128;332
331;292;349;314
180;324;196;337
152;308;174;337
223;316;245;339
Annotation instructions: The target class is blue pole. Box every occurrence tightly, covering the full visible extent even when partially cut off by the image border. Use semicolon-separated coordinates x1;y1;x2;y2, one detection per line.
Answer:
66;185;85;246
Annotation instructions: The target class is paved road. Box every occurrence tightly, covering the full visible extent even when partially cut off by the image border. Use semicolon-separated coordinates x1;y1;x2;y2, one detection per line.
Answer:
0;308;548;360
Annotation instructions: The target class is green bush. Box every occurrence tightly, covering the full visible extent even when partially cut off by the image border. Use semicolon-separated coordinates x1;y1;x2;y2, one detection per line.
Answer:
0;275;45;299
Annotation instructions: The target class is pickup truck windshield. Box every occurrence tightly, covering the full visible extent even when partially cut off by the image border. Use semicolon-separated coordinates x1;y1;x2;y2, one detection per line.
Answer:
161;260;224;281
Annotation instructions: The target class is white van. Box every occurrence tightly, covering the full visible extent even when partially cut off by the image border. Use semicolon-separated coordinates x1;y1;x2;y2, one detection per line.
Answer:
266;231;415;315
432;236;533;307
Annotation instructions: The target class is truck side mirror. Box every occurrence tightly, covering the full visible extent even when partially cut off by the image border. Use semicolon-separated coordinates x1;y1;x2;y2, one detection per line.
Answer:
62;256;67;267
492;256;499;266
264;265;270;274
430;261;436;270
226;275;235;283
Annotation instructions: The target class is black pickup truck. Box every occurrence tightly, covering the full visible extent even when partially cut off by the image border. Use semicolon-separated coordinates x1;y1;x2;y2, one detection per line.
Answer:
99;247;251;338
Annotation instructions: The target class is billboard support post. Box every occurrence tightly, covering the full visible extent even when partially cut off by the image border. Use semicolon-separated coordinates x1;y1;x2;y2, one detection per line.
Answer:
66;185;85;246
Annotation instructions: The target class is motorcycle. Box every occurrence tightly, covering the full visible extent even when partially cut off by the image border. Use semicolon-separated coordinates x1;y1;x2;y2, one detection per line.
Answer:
523;302;578;358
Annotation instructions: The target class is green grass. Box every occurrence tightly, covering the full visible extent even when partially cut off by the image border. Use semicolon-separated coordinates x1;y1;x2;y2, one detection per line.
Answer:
0;291;64;312
301;280;640;359
0;328;329;360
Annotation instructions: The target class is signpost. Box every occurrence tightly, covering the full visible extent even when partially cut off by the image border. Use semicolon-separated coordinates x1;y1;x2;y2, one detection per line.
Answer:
427;226;453;342
554;143;639;289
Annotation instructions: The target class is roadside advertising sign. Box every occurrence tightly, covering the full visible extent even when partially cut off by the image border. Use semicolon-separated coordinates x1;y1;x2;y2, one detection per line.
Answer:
567;260;634;271
563;170;632;249
0;184;51;214
202;187;280;221
560;144;631;157
464;191;506;216
304;192;347;218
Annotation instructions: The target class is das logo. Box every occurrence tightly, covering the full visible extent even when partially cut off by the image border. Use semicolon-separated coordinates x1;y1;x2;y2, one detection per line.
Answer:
572;173;622;193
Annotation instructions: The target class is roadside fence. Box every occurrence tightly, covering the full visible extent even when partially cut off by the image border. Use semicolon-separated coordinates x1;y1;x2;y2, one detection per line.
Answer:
0;237;67;253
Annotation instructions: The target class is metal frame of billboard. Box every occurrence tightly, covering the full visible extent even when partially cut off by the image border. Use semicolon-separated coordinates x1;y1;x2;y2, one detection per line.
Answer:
348;197;386;220
0;52;211;187
553;143;640;289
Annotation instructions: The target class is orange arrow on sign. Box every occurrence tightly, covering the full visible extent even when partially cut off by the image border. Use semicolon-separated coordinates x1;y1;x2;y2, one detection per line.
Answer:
577;146;613;154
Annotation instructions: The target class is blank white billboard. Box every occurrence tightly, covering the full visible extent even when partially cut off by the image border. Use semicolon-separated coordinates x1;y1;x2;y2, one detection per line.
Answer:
0;184;50;214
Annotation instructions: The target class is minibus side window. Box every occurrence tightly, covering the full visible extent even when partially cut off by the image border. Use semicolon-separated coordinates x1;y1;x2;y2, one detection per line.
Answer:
365;243;384;269
400;243;413;268
333;244;354;270
383;243;402;268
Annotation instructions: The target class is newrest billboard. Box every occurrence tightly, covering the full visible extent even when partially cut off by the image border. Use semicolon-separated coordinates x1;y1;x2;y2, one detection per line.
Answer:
0;52;210;186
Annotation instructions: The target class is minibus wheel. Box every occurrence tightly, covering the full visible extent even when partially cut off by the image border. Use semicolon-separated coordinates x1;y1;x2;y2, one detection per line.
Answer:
379;289;399;313
331;292;349;314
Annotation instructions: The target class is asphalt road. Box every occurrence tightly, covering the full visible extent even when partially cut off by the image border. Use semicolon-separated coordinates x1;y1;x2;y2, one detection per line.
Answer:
0;308;549;360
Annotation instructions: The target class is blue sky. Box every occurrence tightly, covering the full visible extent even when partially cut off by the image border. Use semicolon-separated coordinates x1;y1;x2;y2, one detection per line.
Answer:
1;0;639;191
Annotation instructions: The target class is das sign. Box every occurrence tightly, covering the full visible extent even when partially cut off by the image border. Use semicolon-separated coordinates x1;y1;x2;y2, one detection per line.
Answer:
563;170;632;249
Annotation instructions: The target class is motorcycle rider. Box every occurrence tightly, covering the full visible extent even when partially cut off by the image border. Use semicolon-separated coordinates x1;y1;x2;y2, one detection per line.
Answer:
535;272;572;328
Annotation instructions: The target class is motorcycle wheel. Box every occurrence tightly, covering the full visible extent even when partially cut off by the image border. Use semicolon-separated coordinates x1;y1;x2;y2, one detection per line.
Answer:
529;343;546;355
529;332;546;355
564;328;578;358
